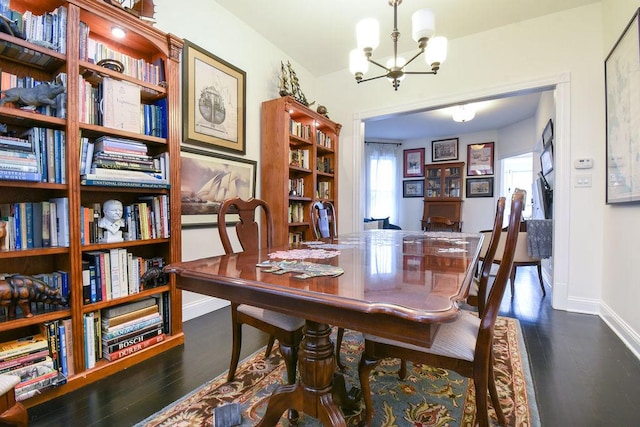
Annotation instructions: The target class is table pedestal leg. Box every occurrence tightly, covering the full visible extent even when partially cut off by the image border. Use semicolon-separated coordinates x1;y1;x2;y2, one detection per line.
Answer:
257;321;358;427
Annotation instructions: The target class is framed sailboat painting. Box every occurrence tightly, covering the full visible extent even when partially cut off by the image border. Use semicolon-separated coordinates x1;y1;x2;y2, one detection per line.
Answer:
180;147;256;227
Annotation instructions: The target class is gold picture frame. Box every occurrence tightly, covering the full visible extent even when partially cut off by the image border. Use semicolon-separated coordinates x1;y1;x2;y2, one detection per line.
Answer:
182;40;246;154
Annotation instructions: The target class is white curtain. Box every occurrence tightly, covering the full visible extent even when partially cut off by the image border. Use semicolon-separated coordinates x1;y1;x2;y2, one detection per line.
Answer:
365;143;398;224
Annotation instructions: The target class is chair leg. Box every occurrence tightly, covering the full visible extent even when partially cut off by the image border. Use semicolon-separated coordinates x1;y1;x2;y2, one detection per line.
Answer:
279;341;300;426
227;316;243;382
358;354;381;427
398;359;407;380
264;334;276;358
0;401;28;427
536;263;546;296
509;266;517;298
335;327;346;371
489;354;506;426
473;368;491;427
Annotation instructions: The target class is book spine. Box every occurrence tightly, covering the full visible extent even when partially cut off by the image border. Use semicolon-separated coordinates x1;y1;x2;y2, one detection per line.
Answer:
103;325;163;354
0;349;49;372
61;318;74;376
0;170;41;182
101;315;162;341
57;323;68;376
81;178;170;189
102;297;156;319
84;313;95;369
101;305;158;328
104;334;165;361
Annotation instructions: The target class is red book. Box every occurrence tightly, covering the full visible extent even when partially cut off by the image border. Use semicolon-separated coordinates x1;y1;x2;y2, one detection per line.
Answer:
103;334;165;361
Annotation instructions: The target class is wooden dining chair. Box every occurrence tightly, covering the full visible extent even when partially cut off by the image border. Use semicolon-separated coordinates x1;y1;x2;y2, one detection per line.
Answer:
467;197;506;316
357;191;524;427
218;197;305;388
0;375;27;427
310;201;337;240
425;216;460;232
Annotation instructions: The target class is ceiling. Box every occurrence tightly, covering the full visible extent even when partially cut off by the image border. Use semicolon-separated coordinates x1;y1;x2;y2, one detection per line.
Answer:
215;0;596;140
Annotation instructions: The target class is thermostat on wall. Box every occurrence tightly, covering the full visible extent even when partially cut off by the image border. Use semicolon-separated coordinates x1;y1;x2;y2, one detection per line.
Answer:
574;158;593;169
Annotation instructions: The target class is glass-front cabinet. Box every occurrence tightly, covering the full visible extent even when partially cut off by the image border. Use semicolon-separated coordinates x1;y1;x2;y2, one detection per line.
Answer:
422;162;464;230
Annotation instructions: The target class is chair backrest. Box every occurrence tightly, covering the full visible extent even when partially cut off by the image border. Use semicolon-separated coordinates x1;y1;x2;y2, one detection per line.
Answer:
477;190;524;343
476;197;506;315
310;201;337;239
426;216;458;232
218;197;274;254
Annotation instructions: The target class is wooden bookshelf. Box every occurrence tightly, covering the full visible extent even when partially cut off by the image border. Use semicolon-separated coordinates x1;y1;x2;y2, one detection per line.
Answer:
261;96;341;246
0;0;184;406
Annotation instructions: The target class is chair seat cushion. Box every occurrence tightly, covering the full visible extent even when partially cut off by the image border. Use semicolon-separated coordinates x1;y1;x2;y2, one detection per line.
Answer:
237;304;305;331
364;310;480;361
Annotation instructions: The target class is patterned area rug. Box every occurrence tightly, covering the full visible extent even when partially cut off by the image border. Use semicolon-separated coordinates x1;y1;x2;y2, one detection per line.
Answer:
137;317;540;426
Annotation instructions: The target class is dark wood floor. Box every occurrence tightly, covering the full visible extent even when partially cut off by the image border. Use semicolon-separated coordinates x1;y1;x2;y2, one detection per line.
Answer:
27;267;640;426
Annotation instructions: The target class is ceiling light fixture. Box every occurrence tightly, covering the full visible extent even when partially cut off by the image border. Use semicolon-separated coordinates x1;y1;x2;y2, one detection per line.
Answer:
452;105;475;123
349;0;447;91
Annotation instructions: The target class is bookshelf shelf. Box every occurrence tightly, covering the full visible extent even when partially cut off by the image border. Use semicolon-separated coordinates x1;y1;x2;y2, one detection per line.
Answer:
0;0;183;406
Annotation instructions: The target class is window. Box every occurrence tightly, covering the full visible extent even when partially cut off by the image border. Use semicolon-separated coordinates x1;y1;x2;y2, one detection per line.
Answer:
501;153;534;220
365;143;398;224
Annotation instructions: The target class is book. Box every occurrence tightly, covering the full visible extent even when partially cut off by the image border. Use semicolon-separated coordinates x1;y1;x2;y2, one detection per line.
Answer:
103;333;165;361
49;197;70;247
0;169;42;182
101;314;162;341
102;297;157;319
103;324;163;354
0;349;49;373
61;318;74;376
4;356;54;379
80;177;170;189
0;334;49;362
101;305;158;328
84;313;95;369
100;78;142;133
57;323;68;376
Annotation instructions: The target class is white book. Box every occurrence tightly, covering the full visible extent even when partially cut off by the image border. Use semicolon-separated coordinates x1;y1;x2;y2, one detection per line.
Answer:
84;313;95;369
119;248;128;297
109;249;121;299
101;78;142;133
49;197;69;247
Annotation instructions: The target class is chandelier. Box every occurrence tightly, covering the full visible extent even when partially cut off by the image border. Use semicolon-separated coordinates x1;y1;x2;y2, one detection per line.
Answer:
349;0;447;91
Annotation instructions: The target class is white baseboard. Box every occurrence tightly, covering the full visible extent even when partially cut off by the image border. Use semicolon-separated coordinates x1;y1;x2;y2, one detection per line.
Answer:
182;297;229;322
600;302;640;361
565;296;600;314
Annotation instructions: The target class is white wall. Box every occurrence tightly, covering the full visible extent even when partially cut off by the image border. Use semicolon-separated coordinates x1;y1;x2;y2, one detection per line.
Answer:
600;0;640;358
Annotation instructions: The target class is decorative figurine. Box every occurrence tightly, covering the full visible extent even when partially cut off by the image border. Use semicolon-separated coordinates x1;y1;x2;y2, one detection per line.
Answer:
0;275;67;318
317;105;329;118
0;82;65;109
98;199;125;243
278;61;292;97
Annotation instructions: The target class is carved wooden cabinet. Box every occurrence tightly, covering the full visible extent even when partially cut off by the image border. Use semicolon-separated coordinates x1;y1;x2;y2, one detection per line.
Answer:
421;162;464;231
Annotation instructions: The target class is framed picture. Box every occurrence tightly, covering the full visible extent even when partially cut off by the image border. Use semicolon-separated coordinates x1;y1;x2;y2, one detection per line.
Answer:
542;119;554;147
605;8;640;204
466;177;494;198
540;142;553;176
403;179;424;198
180;147;256;227
182;39;246;154
403;148;425;177
432;138;459;162
466;142;494;176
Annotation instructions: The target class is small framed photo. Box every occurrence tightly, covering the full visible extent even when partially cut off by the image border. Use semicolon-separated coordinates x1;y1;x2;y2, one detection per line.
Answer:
432;138;459;162
182;39;246;154
466;177;494;198
403;148;425;177
403;179;424;198
540;142;554;176
542;119;554;147
467;142;494;176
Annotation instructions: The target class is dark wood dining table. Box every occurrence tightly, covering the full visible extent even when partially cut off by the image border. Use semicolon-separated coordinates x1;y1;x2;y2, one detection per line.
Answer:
165;230;483;426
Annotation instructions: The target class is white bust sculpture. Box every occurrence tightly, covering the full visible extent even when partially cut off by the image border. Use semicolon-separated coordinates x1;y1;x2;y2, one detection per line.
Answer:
98;199;125;243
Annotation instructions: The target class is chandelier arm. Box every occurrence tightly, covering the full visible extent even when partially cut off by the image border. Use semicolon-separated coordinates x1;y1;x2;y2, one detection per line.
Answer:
367;58;390;72
357;74;389;83
403;71;437;75
402;49;425;68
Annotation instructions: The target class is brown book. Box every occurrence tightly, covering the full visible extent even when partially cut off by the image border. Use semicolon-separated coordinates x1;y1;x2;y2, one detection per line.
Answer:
101;305;158;329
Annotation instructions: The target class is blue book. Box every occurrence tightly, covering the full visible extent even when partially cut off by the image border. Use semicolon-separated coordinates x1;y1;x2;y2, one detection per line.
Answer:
57;270;69;299
24;202;34;248
13;203;21;249
57;323;68;376
0;169;42;182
